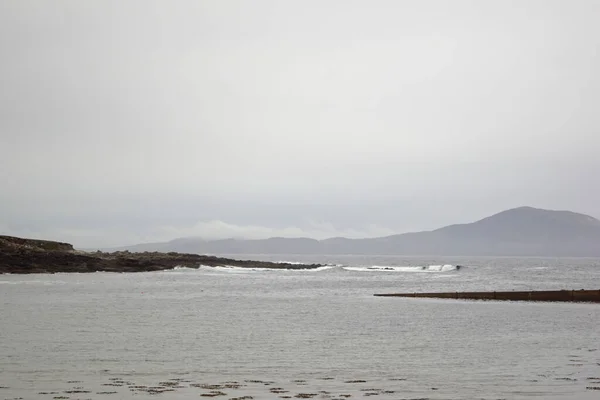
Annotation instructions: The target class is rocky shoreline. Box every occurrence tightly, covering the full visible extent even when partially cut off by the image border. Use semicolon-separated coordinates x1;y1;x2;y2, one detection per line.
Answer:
0;235;323;274
374;289;600;303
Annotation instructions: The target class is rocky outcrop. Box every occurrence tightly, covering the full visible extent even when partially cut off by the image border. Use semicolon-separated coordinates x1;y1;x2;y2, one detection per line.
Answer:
374;289;600;303
0;235;322;274
0;235;74;252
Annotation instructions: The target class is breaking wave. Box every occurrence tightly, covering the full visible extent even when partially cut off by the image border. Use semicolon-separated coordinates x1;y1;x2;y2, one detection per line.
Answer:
273;260;306;265
343;264;461;272
197;265;337;273
185;264;462;273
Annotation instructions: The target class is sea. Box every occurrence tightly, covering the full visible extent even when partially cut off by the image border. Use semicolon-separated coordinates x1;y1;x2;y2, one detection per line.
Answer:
1;255;600;400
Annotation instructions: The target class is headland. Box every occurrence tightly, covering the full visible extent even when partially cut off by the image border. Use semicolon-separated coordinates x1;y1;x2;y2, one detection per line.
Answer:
0;235;322;274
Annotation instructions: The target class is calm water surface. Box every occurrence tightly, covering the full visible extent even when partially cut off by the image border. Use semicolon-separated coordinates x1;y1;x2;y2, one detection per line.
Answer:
1;256;600;400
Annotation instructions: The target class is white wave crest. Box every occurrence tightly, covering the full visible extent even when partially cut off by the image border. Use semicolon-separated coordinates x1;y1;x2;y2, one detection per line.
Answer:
343;264;460;272
190;264;460;273
273;260;305;265
426;264;459;272
198;265;335;273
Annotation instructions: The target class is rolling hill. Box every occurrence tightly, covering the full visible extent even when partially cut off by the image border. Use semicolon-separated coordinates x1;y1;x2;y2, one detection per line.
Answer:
113;207;600;256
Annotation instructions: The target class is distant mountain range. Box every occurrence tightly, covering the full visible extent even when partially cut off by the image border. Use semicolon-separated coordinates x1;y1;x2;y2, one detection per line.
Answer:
112;207;600;256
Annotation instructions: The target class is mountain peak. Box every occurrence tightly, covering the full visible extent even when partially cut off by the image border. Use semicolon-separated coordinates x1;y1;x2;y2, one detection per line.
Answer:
113;206;600;256
478;206;600;227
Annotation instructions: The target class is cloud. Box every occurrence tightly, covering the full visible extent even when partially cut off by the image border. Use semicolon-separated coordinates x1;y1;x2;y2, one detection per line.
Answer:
164;220;396;241
2;1;600;248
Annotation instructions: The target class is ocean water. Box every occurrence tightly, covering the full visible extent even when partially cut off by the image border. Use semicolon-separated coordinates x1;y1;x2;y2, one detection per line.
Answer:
1;256;600;400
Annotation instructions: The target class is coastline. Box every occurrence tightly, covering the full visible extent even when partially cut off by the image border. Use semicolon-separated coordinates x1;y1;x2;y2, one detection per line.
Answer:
374;289;600;303
0;235;322;274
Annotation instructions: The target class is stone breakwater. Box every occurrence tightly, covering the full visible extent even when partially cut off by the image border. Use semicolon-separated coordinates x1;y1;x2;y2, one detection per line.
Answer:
0;235;323;274
374;289;600;303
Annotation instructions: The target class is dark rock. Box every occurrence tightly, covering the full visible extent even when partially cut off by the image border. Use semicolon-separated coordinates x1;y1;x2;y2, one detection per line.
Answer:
0;235;323;274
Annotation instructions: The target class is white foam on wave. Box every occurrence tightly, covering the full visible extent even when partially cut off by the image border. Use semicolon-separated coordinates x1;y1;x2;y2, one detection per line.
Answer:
300;265;336;272
197;265;335;273
427;264;459;272
273;260;305;265
180;264;459;274
343;264;460;272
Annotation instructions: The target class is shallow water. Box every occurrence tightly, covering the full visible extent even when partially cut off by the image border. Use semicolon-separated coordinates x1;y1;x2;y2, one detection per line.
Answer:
1;256;600;399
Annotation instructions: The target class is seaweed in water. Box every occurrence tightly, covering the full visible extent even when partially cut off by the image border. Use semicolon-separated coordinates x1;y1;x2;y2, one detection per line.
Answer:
201;391;228;397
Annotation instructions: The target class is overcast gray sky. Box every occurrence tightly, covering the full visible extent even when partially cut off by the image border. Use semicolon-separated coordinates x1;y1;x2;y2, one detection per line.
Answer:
1;0;599;248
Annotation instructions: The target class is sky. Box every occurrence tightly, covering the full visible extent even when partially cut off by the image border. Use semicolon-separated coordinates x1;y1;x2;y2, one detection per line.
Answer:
1;0;599;248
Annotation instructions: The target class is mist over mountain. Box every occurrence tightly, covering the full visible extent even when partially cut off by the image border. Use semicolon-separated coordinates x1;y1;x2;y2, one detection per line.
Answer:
110;207;600;257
